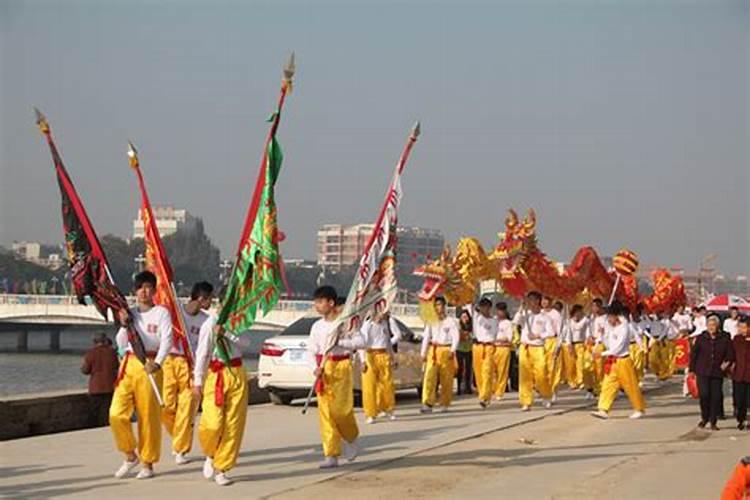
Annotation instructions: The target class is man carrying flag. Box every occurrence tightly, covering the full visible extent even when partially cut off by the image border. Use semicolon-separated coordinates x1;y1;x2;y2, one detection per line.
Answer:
165;282;214;464
111;271;172;479
193;297;250;486
34;109;166;479
192;54;295;484
302;121;421;468
127;141;204;465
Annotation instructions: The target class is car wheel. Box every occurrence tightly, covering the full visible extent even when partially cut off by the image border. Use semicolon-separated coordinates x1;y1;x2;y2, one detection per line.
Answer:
269;391;293;406
415;385;423;399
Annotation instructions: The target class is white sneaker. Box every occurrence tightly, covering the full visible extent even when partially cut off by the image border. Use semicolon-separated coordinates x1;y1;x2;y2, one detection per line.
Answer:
629;411;644;420
543;399;552;409
437;406;448;413
114;460;139;479
174;452;190;465
585;392;595;401
494;394;504;401
136;467;154;480
203;457;215;479
387;412;396;421
366;417;375;424
521;405;531;412
343;439;360;462
591;410;609;420
318;456;339;469
551;393;558;403
214;472;234;486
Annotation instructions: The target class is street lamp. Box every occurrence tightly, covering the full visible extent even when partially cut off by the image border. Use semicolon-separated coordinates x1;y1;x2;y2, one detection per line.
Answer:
220;259;232;284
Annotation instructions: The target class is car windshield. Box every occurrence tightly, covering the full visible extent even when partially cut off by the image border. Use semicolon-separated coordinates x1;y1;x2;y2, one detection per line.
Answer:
278;317;319;336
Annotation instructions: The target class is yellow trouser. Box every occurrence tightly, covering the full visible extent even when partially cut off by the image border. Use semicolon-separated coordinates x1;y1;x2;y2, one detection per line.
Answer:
648;339;663;377
592;343;605;393
317;358;359;458
582;344;597;392
560;344;578;389
109;355;163;464
571;343;586;388
474;344;495;402
598;356;646;412
472;344;484;392
519;345;550;407
161;355;194;454
629;343;645;382
664;339;677;379
362;350;395;418
422;345;455;407
199;363;248;472
493;346;512;398
544;337;562;394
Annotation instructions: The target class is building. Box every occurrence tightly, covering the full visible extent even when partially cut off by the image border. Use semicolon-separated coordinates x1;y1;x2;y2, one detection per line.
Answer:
316;224;445;270
132;206;194;240
12;241;41;262
10;241;65;271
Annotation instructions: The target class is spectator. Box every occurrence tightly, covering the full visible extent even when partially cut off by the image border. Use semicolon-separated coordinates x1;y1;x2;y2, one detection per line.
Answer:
81;333;119;427
732;318;750;430
456;309;473;395
689;315;735;430
724;307;741;339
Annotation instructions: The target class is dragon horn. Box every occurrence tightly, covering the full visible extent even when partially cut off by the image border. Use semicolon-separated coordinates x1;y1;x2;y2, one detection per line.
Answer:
506;208;519;229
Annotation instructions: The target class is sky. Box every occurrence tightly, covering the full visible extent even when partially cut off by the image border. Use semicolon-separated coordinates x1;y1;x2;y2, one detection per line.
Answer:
1;0;748;276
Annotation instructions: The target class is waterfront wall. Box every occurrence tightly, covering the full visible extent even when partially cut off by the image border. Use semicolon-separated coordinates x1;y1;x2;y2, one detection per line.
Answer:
0;374;269;441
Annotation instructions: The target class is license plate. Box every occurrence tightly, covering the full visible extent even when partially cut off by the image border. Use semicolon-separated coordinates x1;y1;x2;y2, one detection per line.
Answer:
289;349;306;362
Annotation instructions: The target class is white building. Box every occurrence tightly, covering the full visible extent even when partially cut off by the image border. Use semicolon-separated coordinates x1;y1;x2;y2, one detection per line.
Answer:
132;206;193;240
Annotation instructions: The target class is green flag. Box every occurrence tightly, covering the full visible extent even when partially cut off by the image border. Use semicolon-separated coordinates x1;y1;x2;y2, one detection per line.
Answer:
218;135;284;335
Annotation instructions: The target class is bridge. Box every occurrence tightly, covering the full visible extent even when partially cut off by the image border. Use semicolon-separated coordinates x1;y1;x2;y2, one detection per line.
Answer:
0;294;426;352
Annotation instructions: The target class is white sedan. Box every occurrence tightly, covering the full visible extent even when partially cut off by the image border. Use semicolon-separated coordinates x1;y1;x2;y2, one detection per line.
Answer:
257;316;424;405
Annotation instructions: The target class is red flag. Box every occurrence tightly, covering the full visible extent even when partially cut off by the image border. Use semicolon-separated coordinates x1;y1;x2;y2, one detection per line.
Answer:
128;142;193;366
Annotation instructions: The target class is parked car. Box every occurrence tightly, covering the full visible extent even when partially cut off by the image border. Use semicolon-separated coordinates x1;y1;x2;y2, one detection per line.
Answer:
257;316;424;405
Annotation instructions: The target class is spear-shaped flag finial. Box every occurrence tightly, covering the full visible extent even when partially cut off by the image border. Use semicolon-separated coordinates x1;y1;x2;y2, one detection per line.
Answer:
282;52;295;92
34;107;50;134
127;140;139;169
411;121;421;140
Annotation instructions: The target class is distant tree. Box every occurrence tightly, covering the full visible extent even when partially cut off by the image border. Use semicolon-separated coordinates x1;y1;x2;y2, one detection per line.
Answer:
161;218;221;290
0;247;64;293
100;234;139;291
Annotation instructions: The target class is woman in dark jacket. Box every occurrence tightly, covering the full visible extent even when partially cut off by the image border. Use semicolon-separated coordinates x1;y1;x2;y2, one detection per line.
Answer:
688;314;735;430
731;318;750;430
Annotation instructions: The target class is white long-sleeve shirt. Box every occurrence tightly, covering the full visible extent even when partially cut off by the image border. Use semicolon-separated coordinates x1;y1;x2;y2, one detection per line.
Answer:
672;312;692;333
192;314;251;386
169;304;209;356
465;307;498;343
691;315;707;338
358;317;401;362
561;317;589;345
543;308;563;339
420;316;460;358
724;318;739;338
115;304;172;366
602;319;631;357
307;317;365;370
512;308;552;347
628;320;645;349
495;319;513;345
590;314;608;344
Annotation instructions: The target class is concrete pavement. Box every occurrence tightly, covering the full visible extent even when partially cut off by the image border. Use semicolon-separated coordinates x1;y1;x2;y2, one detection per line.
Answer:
1;378;742;499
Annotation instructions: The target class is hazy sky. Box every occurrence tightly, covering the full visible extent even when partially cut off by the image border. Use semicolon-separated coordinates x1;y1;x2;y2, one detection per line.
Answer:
1;0;748;275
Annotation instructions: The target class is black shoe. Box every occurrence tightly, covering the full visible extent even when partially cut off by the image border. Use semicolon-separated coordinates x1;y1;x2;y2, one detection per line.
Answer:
738;422;745;431
419;405;433;414
710;423;720;431
479;400;489;409
697;421;707;429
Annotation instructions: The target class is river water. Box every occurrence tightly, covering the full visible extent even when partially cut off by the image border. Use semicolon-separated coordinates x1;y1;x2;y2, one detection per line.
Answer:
0;328;277;397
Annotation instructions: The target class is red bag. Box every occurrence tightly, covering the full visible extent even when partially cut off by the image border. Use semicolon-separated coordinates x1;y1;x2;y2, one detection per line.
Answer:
686;372;699;399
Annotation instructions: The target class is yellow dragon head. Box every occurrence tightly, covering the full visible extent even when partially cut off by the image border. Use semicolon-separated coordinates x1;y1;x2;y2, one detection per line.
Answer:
490;208;538;280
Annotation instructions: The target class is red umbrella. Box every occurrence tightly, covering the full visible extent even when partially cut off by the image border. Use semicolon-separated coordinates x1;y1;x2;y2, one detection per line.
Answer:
704;294;750;312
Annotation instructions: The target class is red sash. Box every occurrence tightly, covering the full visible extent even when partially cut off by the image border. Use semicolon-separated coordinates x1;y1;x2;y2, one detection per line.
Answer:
314;354;350;394
603;356;617;375
209;358;242;407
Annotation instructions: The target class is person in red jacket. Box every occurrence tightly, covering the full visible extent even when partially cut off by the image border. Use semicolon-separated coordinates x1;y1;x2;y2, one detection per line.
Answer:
732;318;750;430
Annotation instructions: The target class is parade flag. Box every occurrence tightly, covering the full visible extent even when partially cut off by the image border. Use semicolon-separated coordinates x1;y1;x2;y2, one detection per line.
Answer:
334;121;421;336
217;53;295;337
36;109;162;403
128;142;193;366
35;108;128;320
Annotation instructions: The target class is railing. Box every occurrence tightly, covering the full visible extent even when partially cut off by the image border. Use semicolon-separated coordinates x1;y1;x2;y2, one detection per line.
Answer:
0;294;423;317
